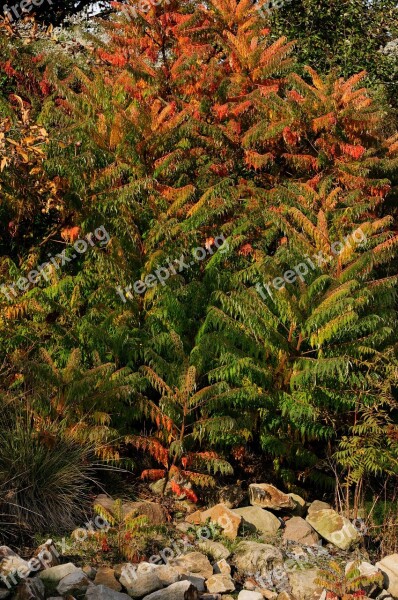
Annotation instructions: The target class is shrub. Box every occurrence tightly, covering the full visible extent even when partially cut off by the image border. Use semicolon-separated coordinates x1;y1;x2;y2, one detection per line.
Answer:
0;403;95;543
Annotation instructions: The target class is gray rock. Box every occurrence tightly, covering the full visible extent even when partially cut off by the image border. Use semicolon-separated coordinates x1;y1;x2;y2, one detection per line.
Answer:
179;574;205;592
249;484;295;511
15;578;45;600
56;569;91;598
169;552;213;580
283;517;320;546
233;506;281;537
86;584;131;600
197;541;230;561
142;580;199;600
0;591;10;600
39;563;79;591
205;574;235;594
306;506;361;550
233;541;283;579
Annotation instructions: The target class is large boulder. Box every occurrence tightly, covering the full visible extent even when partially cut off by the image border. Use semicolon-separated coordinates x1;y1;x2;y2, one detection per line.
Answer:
283;517;320;546
233;506;281;537
142;581;199;600
233;542;283;579
56;569;91;598
169;552;213;580
287;569;322;600
119;563;179;598
249;484;295;511
187;504;242;540
205;574;235;594
39;563;79;592
86;585;131;600
376;554;398;597
306;505;361;550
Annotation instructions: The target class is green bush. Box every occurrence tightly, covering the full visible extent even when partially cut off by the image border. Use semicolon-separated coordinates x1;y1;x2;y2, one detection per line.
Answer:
0;405;95;543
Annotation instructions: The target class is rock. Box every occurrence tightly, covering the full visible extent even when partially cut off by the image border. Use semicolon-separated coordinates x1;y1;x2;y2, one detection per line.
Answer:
277;593;294;600
0;591;10;600
86;584;131;600
32;540;59;568
122;502;167;526
288;494;307;517
169;553;213;580
0;549;31;581
39;563;79;591
307;501;331;515
238;592;263;600
56;569;91;598
197;541;230;561
179;574;205;592
205;574;235;594
200;595;221;600
82;566;97;580
376;554;398;597
249;484;295;511
142;580;199;600
306;506;361;550
15;578;45;600
233;541;283;579
213;560;230;576
233;506;281;537
119;563;179;598
283;517;320;546
287;569;322;600
94;568;122;592
199;504;242;540
218;484;247;509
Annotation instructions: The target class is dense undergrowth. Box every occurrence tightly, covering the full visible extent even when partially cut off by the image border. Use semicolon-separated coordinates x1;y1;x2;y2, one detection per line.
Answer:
0;0;397;549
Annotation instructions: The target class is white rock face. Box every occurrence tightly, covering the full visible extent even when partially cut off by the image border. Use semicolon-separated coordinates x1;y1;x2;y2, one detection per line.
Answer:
376;554;398;597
